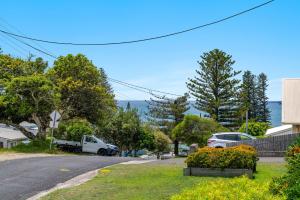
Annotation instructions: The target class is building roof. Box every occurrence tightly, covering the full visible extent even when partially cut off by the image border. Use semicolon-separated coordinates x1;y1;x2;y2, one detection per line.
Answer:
0;127;28;140
266;125;292;136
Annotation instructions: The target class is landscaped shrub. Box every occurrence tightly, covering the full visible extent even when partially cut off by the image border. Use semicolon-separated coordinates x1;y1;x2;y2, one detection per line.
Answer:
239;122;269;136
172;115;229;147
171;176;283;200
185;144;258;170
269;136;300;200
53;118;93;141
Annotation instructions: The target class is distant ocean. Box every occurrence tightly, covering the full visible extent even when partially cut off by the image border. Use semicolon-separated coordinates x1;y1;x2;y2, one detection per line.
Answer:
117;101;282;127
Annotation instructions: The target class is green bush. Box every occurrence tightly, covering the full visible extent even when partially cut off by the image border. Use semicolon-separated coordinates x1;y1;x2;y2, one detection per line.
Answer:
172;115;229;147
269;138;300;199
154;131;171;153
185;145;258;170
171;176;283;200
239;122;269;136
54;118;93;141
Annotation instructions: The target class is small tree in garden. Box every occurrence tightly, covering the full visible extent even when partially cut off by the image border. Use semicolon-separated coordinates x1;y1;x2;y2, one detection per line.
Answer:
147;93;189;155
172;115;228;147
153;131;171;158
99;107;151;153
238;122;269;136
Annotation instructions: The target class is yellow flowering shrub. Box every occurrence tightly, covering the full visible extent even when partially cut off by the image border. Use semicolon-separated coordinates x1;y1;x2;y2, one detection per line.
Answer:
171;176;284;200
286;146;300;157
185;145;258;170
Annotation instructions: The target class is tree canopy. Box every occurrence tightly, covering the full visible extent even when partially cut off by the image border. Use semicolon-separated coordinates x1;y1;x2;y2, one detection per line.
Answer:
147;93;189;155
47;54;116;125
187;49;241;129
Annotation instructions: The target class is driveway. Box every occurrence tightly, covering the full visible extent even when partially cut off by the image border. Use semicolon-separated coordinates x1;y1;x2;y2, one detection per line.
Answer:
0;155;134;200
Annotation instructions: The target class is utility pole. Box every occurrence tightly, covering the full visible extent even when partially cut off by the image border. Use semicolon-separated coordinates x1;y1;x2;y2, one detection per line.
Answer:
245;110;249;134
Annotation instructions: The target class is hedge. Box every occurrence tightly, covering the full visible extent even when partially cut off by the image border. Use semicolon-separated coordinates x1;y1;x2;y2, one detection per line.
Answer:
185;145;258;170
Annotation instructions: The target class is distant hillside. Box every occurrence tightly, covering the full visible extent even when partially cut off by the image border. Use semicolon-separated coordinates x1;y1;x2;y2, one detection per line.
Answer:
117;100;282;127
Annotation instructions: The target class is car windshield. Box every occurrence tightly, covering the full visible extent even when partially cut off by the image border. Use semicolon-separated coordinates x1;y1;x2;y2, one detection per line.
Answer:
243;133;256;139
93;135;105;143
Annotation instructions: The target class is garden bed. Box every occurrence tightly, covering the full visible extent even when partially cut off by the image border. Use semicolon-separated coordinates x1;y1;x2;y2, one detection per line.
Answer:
183;167;253;178
184;144;258;178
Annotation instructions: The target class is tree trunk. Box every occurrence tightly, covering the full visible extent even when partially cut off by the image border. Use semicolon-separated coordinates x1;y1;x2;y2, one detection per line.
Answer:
32;113;46;139
174;139;179;156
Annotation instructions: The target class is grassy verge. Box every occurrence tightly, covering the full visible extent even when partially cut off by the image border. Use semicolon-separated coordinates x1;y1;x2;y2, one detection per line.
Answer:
41;160;286;200
0;139;65;154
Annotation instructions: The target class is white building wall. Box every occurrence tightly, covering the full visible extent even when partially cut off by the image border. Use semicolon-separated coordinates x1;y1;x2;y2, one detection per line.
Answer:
282;79;300;124
282;79;300;133
0;137;8;148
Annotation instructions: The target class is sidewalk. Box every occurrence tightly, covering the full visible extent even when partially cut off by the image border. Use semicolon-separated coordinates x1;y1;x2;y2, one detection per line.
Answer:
0;153;55;162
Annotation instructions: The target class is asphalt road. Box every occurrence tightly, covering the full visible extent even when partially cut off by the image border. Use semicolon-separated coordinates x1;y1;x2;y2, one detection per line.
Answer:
0;155;134;200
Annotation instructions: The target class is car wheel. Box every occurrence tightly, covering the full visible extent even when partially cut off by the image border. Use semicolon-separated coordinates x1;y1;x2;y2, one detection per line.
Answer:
97;148;107;156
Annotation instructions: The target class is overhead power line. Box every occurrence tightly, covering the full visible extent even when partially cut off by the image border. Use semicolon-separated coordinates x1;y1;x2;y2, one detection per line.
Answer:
0;0;274;46
0;33;28;57
108;78;182;97
1;31;181;97
0;17;56;57
0;22;57;59
6;34;57;59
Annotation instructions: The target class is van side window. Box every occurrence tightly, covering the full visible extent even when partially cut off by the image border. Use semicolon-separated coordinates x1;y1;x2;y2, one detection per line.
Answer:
85;136;97;143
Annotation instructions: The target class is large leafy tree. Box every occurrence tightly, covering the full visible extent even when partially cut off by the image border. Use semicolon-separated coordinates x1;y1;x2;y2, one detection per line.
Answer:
147;93;189;155
187;49;240;129
47;54;116;125
256;73;270;123
0;52;51;138
0;53;47;82
4;75;55;138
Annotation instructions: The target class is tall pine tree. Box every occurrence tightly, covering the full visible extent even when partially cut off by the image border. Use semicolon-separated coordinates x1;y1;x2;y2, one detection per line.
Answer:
147;93;189;155
256;73;270;123
240;70;257;120
187;49;240;129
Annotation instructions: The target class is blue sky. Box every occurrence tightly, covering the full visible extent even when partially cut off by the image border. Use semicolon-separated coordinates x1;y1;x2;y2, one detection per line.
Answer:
0;0;299;100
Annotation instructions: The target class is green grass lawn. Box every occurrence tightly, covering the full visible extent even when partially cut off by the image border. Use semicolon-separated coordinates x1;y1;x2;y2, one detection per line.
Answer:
41;160;286;200
0;139;66;154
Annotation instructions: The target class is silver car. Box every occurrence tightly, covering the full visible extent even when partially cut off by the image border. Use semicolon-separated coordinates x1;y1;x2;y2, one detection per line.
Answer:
207;132;256;148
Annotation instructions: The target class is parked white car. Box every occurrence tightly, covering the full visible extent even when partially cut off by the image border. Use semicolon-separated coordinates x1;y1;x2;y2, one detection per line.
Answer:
207;132;256;148
53;135;119;156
